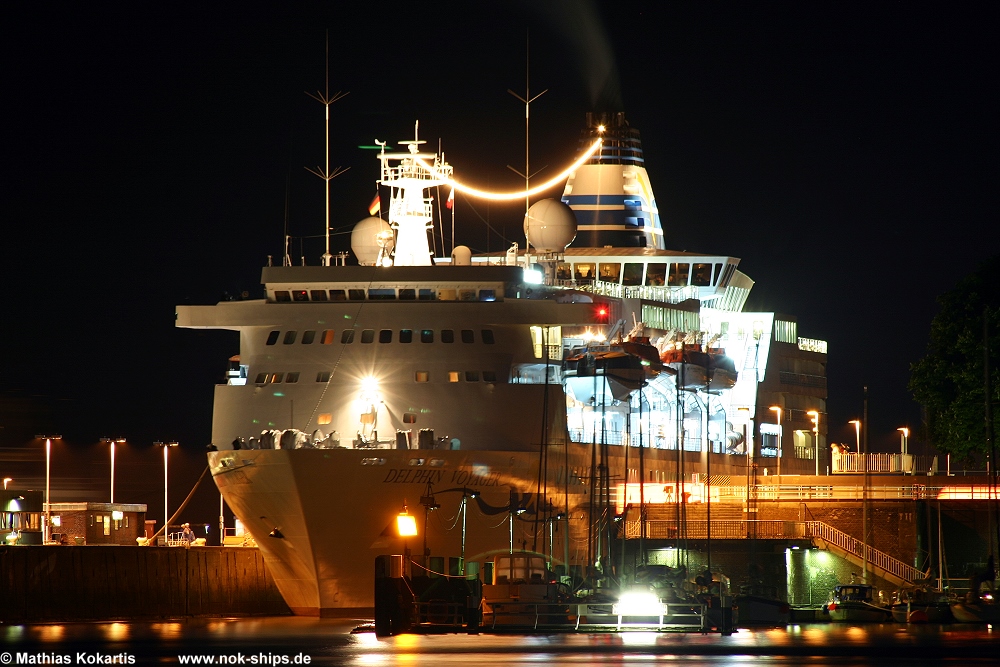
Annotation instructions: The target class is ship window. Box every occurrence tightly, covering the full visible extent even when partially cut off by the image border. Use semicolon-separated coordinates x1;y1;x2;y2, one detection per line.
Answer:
622;263;644;286
599;263;621;283
481;329;495;344
275;290;291;302
283;331;297;345
268;373;283;383
368;288;396;300
459;289;476;301
316;372;331;382
266;331;280;346
285;372;300;383
361;329;375;344
555;263;571;281
448;371;461;382
573;263;596;283
645;263;667;286
438;289;457;301
341;330;355;344
348;289;366;301
378;329;393;343
483;371;497;383
692;263;712;286
400;329;413;343
461;329;474;343
330;290;347;301
403;413;417;424
479;289;496;301
713;263;723;285
255;373;267;384
465;371;480;382
399;288;416;300
301;330;316;345
318;413;332;424
418;289;436;301
292;290;309;302
441;329;455;343
668;263;690;287
420;330;434;343
409;458;425;466
320;330;335;344
415;371;429;382
310;290;328;301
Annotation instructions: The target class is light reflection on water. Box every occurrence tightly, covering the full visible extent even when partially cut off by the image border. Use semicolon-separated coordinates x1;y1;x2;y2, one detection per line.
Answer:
2;618;1000;665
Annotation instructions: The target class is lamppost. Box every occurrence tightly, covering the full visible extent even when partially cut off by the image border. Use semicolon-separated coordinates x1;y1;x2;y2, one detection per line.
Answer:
897;427;909;475
2;478;11;490
849;418;865;582
768;406;782;489
156;441;178;539
102;438;126;504
849;420;862;459
36;435;63;543
807;411;820;476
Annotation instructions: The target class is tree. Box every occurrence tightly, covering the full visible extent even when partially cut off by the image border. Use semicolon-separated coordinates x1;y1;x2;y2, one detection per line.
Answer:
909;255;1000;462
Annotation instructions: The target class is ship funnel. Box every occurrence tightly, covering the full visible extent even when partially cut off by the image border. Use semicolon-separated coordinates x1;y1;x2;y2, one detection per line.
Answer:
523;199;577;254
351;217;394;266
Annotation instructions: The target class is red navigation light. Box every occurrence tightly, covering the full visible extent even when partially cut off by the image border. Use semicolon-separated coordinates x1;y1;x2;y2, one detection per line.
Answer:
594;305;610;322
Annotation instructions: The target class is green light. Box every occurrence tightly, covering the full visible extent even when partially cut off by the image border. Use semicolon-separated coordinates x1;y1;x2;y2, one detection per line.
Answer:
252;419;260;424
420;408;432;414
344;314;352;319
273;392;285;397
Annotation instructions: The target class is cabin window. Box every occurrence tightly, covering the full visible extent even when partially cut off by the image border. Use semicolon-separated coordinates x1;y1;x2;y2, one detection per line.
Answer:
418;289;436;301
461;330;474;343
483;371;497;383
268;373;283;383
341;330;355;344
622;263;644;286
713;263;723;285
320;330;335;344
441;329;455;343
465;371;480;382
598;263;621;283
481;329;495;344
316;372;331;382
645;263;667;286
368;288;395;300
266;331;280;346
403;413;417;424
301;330;316;345
361;329;375;344
479;289;496;301
274;290;291;302
318;413;332;424
668;263;690;287
348;289;366;301
415;371;429;382
292;290;309;302
400;329;413;343
448;371;461;382
573;263;596;282
378;329;393;343
692;263;712;286
255;373;267;384
399;288;416;300
420;330;434;343
285;372;299;383
438;289;457;301
310;289;328;301
555;263;572;281
330;289;347;301
283;331;297;345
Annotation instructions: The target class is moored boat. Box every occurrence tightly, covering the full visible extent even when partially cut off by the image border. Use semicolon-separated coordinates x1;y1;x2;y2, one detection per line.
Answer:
827;584;892;622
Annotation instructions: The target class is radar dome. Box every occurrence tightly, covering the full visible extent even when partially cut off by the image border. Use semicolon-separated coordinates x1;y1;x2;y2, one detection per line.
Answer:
351;217;394;266
523;199;577;253
451;245;472;266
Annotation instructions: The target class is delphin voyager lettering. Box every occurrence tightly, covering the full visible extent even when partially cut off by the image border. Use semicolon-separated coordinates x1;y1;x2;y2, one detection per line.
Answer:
381;468;503;487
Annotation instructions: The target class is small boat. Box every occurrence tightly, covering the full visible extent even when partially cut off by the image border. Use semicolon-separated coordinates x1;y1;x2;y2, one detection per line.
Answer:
827;584;892;622
950;594;1000;623
890;587;953;623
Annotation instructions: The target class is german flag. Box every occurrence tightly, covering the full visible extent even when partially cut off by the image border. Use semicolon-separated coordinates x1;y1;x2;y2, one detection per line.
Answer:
368;193;381;217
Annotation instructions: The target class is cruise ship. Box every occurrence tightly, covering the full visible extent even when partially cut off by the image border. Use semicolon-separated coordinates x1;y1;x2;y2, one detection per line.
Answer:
176;112;828;616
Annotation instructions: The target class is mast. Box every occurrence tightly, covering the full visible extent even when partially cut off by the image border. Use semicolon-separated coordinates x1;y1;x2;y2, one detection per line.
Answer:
507;32;547;223
862;385;870;584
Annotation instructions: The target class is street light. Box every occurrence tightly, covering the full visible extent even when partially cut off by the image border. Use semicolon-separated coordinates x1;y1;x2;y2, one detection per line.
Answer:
156;441;178;539
897;427;909;455
806;411;820;476
102;438;126;504
768;406;782;487
2;478;11;490
849;420;862;457
36;435;63;543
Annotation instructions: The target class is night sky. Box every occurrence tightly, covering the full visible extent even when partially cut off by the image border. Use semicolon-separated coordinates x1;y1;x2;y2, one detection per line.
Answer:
2;2;996;530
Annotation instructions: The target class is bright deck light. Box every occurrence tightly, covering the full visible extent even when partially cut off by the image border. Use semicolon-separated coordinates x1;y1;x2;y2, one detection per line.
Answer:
614;591;663;616
396;508;417;537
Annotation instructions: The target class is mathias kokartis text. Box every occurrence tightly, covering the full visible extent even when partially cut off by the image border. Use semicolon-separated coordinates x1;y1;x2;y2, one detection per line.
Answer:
6;653;135;664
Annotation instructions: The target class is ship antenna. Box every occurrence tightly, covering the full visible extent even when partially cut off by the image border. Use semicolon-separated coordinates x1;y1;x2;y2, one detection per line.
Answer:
305;32;349;266
507;30;548;223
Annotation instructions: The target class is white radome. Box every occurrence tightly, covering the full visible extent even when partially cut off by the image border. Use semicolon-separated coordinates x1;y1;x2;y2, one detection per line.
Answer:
523;199;577;253
351;217;394;265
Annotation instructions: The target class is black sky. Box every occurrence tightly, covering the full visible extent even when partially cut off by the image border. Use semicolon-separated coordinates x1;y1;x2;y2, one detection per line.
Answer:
2;2;997;526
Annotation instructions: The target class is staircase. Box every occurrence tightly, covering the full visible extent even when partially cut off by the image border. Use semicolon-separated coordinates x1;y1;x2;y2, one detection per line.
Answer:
804;520;924;587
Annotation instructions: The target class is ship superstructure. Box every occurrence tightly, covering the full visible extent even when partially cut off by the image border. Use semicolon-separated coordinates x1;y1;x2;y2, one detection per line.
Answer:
177;113;828;615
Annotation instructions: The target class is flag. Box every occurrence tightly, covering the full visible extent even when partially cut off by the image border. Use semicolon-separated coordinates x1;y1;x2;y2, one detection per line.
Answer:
446;187;454;210
368;193;381;216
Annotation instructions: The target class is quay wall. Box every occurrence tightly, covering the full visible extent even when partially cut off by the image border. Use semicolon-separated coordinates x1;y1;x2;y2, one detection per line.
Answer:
0;545;290;623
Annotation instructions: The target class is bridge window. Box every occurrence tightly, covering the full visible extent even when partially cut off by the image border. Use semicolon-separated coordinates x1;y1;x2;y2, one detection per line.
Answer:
668;263;690;287
599;263;621;283
266;331;280;346
713;263;723;285
622;263;644;286
556;263;571;280
645;263;667;286
574;263;595;282
692;263;712;287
